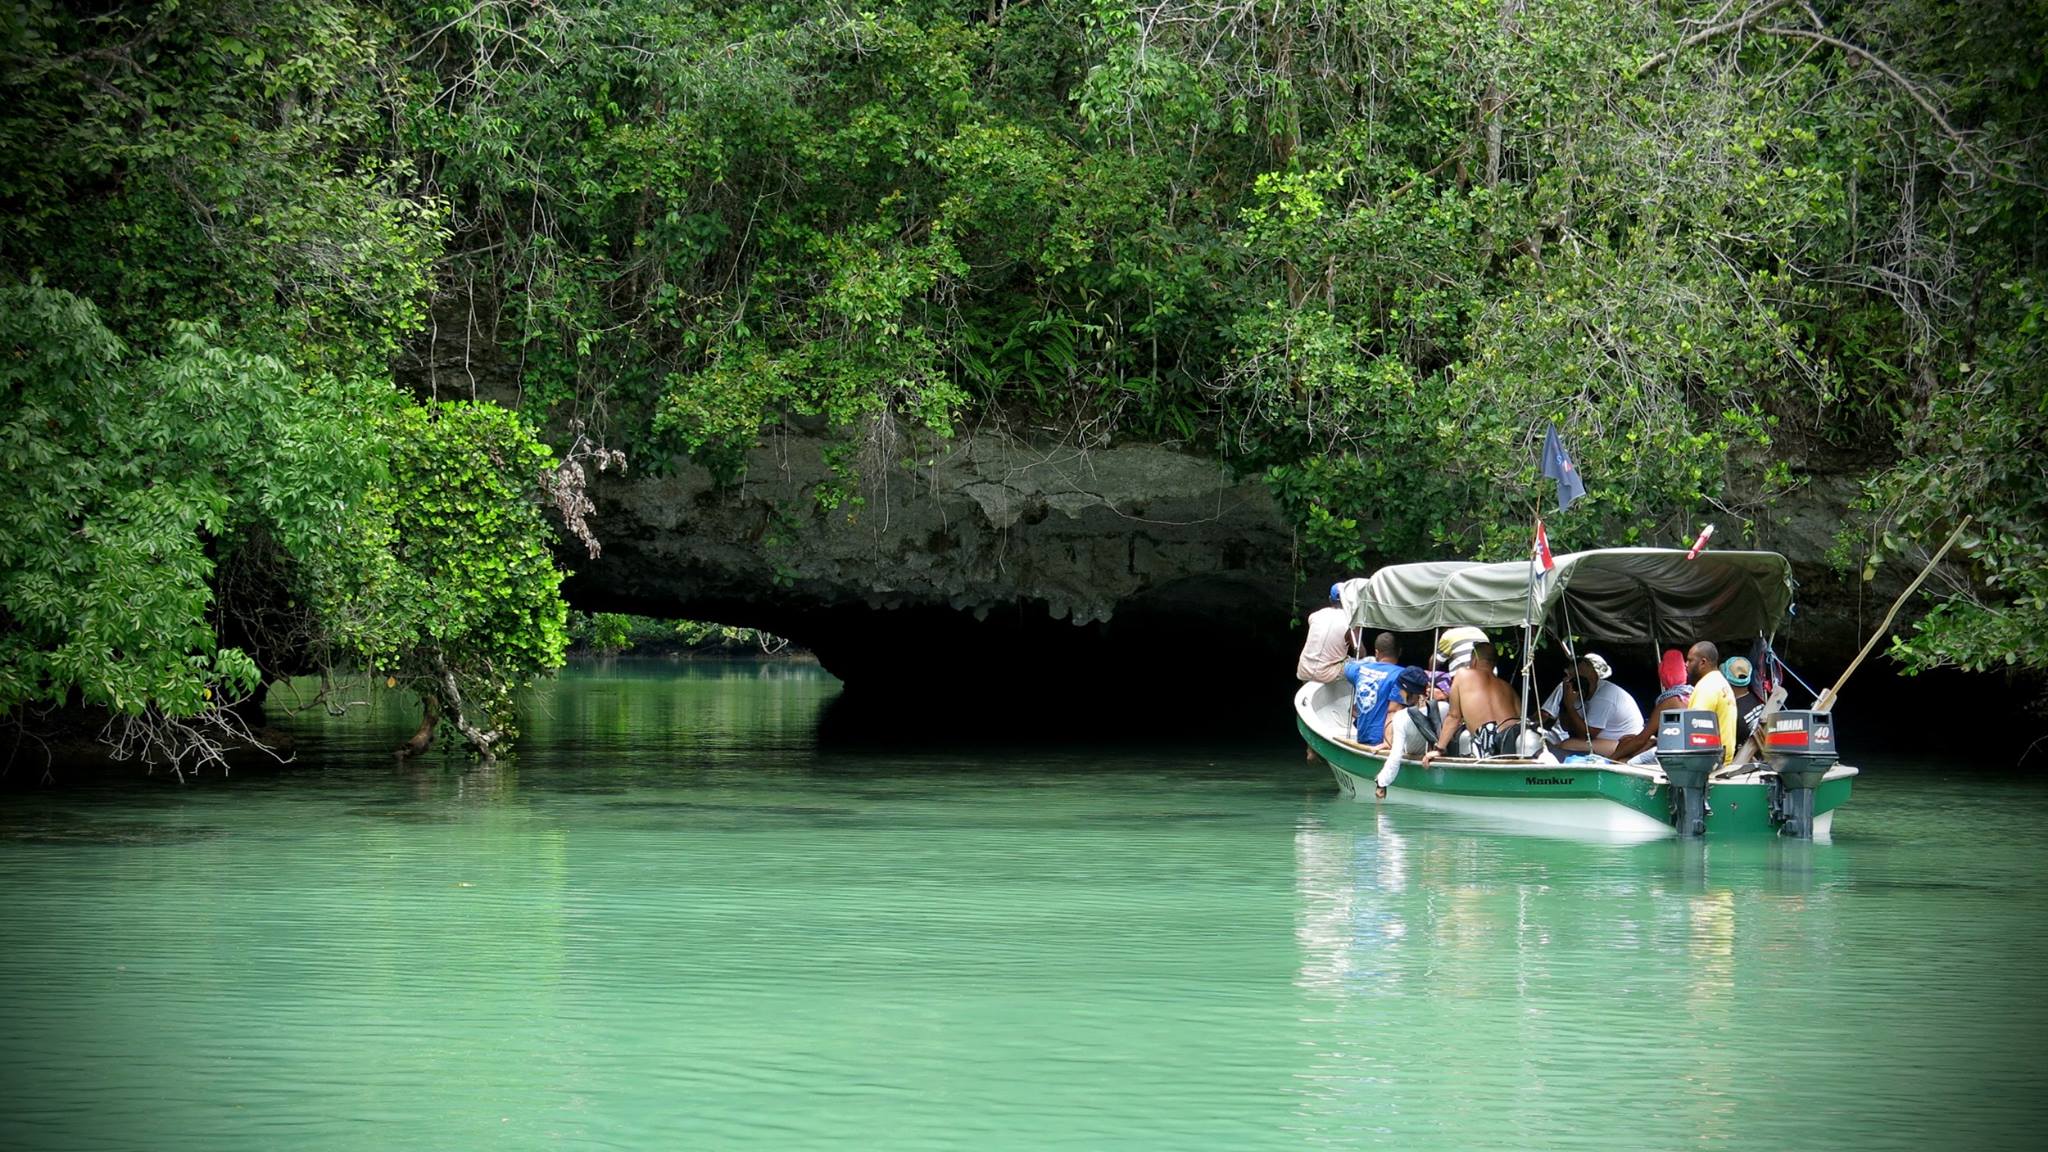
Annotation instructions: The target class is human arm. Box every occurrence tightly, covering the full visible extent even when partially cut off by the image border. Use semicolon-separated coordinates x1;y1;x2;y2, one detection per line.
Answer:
1557;683;1592;739
1550;682;1632;754
1423;677;1464;762
1368;698;1408;752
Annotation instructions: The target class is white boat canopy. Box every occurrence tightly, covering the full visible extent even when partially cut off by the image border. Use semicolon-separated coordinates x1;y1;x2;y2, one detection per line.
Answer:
1335;548;1795;646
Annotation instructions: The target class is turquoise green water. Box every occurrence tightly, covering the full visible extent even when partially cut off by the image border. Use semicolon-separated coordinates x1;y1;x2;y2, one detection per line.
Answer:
2;663;2045;1150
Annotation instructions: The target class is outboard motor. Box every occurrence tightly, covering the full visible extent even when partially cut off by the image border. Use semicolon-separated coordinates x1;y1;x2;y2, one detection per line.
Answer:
1762;710;1838;838
1655;709;1721;837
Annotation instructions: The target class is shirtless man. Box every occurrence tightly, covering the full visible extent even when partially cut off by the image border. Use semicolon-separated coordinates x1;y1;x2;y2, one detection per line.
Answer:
1421;641;1523;765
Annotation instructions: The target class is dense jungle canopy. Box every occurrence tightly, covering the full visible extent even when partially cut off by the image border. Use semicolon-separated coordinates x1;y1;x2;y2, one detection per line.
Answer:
2;0;2043;765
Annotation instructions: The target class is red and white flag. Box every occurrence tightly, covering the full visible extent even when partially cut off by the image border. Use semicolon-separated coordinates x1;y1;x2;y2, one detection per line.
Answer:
1534;518;1555;572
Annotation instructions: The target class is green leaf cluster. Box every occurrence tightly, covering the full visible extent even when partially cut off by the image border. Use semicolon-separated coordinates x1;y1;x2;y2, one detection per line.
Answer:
1;2;571;763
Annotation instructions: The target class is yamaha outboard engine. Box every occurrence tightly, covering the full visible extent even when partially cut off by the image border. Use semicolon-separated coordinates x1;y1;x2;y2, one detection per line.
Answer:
1655;709;1721;837
1762;710;1838;838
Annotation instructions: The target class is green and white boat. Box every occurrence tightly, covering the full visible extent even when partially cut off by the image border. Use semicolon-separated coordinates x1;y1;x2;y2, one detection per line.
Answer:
1296;548;1858;840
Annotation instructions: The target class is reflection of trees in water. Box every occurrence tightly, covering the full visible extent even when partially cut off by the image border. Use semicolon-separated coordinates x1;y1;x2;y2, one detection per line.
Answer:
274;663;840;765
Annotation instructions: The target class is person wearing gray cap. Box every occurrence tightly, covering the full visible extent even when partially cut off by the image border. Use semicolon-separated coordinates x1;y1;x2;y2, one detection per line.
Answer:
1540;652;1644;758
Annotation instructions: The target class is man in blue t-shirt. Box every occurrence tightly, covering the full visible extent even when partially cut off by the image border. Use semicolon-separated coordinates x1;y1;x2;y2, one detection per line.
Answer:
1343;632;1408;745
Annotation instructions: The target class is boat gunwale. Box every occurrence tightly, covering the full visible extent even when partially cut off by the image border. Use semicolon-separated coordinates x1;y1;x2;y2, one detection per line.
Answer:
1302;686;1859;789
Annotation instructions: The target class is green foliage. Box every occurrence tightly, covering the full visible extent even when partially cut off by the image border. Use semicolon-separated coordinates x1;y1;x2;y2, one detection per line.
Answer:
6;0;2047;741
0;287;303;722
366;403;571;746
672;619;786;653
0;285;570;762
0;0;441;374
1861;276;2048;676
388;0;1978;568
1;3;578;762
564;613;788;654
571;612;638;656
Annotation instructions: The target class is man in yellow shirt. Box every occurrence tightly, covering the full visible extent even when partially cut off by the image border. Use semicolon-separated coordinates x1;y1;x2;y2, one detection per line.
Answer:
1685;642;1738;765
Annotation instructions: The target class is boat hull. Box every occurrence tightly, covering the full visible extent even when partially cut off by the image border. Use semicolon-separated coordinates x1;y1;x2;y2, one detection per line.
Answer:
1295;681;1854;840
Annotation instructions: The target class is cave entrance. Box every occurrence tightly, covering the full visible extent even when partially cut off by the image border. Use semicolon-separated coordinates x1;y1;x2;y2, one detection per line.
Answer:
564;574;1305;741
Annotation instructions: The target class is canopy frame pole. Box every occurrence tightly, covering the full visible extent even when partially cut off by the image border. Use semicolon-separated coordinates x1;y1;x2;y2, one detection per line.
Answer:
1522;502;1539;735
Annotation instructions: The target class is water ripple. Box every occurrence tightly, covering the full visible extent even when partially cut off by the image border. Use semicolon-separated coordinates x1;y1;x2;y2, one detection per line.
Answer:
2;667;2045;1150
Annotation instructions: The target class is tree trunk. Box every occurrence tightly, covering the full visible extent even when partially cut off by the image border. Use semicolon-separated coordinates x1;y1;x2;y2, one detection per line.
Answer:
1483;0;1521;190
395;692;440;759
435;661;500;763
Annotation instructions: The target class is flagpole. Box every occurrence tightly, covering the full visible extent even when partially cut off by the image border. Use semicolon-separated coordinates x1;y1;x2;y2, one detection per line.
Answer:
1529;421;1585;749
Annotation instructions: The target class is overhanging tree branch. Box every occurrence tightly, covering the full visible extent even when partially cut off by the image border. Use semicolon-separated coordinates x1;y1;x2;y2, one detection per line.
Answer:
1636;6;1996;179
1634;0;1796;76
1756;26;1970;152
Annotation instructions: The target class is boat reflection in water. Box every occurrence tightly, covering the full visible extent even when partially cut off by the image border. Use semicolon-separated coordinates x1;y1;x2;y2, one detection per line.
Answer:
1286;801;1858;1146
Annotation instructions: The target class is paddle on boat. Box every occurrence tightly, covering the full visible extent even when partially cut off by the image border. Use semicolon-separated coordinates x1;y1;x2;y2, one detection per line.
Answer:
1295;548;1858;840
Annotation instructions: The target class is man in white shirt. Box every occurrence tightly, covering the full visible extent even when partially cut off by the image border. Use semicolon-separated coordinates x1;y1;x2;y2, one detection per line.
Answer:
1295;585;1356;684
1297;586;1357;762
1540;652;1644;758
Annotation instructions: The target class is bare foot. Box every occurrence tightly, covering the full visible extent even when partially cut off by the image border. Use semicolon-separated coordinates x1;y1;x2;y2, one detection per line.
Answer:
1374;785;1387;800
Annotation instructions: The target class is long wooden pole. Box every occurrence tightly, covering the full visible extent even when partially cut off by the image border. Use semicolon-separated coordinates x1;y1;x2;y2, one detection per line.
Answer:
1523;500;1539;729
1815;515;1972;712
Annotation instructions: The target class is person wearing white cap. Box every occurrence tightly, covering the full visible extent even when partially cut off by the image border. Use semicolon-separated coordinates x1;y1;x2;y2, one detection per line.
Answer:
1436;625;1487;675
1540;652;1644;758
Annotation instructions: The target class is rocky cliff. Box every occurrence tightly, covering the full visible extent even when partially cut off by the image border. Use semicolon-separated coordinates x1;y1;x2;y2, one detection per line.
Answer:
569;430;1899;714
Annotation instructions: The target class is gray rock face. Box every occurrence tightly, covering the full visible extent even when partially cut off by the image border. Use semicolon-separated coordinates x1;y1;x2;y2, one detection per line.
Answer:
571;429;1896;708
585;432;1293;610
571;432;1303;711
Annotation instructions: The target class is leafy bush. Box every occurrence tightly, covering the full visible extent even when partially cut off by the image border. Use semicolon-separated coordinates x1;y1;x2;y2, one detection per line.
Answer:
0;288;570;765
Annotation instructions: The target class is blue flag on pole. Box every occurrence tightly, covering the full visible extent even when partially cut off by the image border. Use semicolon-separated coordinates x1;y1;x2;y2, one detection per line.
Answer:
1540;423;1585;512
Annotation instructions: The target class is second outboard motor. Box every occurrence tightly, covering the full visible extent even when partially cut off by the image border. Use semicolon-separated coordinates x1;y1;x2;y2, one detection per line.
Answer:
1655;709;1721;837
1762;710;1838;838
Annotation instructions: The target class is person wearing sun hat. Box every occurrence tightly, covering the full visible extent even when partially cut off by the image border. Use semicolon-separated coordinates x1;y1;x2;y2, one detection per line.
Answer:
1540;651;1644;757
1722;655;1765;745
1436;625;1488;674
